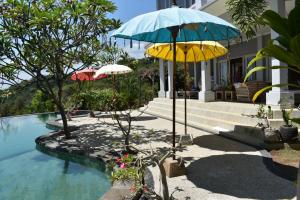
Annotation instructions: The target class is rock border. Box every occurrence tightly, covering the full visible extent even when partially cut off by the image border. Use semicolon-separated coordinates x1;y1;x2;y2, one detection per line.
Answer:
35;130;120;164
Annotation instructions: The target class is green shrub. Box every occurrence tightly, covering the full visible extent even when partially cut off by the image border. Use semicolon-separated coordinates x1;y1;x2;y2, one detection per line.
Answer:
30;90;55;113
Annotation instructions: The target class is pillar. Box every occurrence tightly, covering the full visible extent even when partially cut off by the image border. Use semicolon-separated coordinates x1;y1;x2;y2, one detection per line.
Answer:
158;59;166;98
266;0;294;108
198;61;215;102
166;61;173;98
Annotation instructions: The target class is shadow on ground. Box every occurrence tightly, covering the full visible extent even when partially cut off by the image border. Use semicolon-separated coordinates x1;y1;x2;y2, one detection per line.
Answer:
73;120;173;152
193;135;260;152
131;116;158;121
187;154;296;199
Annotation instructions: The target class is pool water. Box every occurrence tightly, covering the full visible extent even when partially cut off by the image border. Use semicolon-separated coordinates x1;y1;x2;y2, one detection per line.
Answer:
0;114;111;200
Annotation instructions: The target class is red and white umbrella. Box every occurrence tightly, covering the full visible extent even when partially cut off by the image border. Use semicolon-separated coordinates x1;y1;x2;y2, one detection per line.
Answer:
71;68;107;81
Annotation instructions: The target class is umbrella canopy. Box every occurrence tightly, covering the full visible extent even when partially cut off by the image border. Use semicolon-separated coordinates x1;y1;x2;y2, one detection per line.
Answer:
146;41;228;62
94;64;133;78
112;6;240;43
71;68;107;81
111;3;240;162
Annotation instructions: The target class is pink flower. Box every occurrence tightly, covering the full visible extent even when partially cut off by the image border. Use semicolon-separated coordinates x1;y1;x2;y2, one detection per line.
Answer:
120;163;126;169
130;185;136;193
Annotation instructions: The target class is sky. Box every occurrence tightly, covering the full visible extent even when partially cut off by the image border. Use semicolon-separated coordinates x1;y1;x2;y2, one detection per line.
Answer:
110;0;156;23
109;0;157;58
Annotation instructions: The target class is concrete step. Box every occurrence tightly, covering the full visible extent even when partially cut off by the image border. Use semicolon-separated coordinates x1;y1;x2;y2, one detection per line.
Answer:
148;101;258;126
145;98;300;132
144;108;227;134
151;98;259;115
145;105;247;131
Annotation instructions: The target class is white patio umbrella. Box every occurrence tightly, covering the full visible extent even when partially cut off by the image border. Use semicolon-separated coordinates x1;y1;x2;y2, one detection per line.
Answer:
94;64;133;77
94;64;133;93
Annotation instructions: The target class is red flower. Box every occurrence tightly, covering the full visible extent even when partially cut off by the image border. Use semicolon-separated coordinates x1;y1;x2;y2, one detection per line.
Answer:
115;157;121;163
143;185;149;192
124;153;129;158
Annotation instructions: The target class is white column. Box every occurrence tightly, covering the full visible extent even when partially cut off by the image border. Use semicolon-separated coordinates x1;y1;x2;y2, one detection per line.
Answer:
166;61;173;98
158;59;166;98
256;34;264;81
266;0;294;108
193;62;197;87
198;61;215;102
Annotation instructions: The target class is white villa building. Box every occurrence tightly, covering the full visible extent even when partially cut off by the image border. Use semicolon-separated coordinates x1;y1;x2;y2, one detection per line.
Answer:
156;0;299;108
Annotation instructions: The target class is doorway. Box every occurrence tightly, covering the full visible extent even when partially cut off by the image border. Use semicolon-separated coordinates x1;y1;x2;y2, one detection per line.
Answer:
230;58;243;83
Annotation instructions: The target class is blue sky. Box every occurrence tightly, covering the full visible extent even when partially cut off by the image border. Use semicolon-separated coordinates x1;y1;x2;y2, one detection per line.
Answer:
110;0;156;23
109;0;157;58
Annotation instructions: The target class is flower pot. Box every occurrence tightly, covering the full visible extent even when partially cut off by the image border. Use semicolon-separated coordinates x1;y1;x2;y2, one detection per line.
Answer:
279;125;298;142
263;128;281;143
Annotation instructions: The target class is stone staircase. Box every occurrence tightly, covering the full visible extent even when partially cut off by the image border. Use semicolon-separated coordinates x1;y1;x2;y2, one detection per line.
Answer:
143;98;261;133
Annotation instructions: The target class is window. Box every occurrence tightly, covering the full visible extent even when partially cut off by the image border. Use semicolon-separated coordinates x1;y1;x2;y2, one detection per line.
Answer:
166;0;170;8
263;57;272;82
218;60;228;87
244;55;257;81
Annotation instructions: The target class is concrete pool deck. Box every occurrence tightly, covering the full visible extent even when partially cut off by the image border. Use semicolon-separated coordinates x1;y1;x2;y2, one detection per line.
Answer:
60;110;297;200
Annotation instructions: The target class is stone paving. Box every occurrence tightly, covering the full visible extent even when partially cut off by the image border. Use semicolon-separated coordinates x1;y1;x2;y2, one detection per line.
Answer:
56;110;297;200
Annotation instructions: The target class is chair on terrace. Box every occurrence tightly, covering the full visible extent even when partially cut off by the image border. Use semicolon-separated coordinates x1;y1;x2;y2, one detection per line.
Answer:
234;81;270;102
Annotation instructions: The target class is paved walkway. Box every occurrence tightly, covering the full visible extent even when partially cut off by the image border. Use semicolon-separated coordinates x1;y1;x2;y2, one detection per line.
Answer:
64;110;297;200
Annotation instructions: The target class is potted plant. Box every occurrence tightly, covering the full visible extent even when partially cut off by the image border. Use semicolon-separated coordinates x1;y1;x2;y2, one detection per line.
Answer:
279;109;298;142
255;105;280;143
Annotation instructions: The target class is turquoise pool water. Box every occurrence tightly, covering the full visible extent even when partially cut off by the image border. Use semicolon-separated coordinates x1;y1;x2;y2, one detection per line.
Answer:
0;114;111;200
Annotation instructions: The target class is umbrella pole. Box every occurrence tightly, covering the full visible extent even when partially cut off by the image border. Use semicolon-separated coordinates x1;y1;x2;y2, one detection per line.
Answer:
112;74;116;108
112;74;115;91
172;31;178;160
184;52;187;136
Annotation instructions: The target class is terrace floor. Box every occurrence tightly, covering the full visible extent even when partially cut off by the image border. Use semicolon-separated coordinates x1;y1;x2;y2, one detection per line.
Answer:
63;110;297;200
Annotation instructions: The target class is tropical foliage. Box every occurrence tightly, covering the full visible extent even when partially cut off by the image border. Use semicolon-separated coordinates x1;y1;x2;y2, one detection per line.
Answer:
30;90;56;113
0;0;119;137
0;57;158;117
242;1;300;124
226;0;267;39
244;3;300;102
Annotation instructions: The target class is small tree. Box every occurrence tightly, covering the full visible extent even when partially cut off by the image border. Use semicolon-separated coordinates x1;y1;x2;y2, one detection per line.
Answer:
0;0;120;138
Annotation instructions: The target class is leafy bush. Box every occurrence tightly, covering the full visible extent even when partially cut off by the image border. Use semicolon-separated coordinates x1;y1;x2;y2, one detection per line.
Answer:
30;90;56;113
94;89;115;111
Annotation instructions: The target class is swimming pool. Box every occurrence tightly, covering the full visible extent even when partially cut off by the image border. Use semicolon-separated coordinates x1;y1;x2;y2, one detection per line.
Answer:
0;114;111;200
